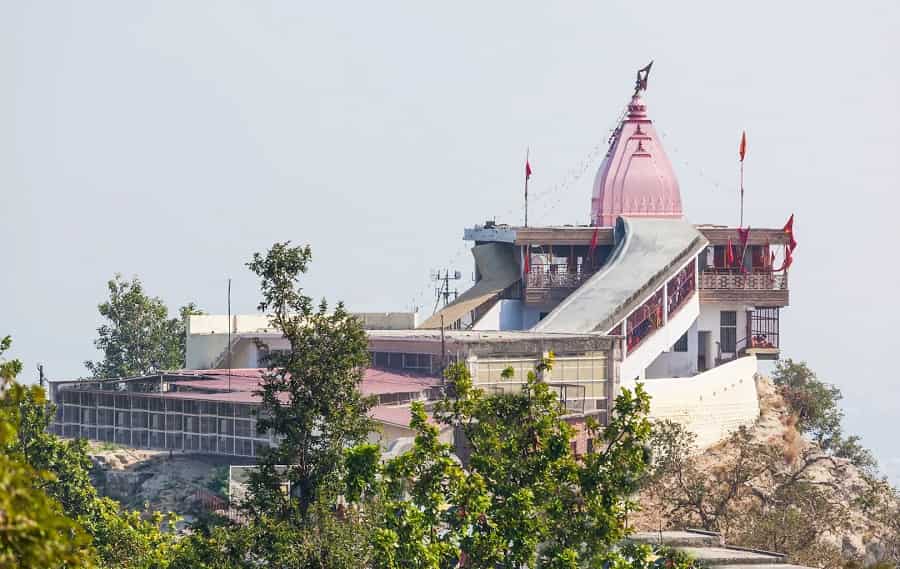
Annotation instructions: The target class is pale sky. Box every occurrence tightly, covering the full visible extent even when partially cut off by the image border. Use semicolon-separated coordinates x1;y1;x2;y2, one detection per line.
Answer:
2;1;898;481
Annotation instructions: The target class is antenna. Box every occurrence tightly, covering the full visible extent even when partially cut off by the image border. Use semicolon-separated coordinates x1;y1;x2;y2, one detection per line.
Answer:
36;363;45;389
431;269;462;314
440;314;446;376
227;278;232;392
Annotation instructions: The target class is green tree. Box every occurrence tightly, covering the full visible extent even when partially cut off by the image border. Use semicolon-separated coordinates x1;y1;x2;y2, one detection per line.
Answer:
3;335;178;568
85;274;201;378
0;335;95;568
773;359;876;471
359;359;696;569
643;418;860;567
171;500;374;569
244;242;375;519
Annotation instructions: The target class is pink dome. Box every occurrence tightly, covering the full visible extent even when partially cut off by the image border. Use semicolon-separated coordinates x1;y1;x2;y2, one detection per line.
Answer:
590;94;683;226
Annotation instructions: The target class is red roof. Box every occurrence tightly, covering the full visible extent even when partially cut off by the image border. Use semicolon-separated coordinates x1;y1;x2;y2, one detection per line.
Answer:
164;367;440;399
369;405;446;429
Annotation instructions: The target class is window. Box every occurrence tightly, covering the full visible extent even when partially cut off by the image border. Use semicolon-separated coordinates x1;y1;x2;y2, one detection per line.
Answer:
749;307;780;348
720;311;737;353
673;332;689;352
586;438;594;455
713;245;726;268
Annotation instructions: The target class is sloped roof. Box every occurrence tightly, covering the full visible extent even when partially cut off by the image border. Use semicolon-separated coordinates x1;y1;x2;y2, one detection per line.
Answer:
532;217;706;334
419;242;520;329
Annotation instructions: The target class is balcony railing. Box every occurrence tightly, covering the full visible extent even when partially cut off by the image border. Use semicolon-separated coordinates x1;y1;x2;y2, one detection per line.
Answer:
699;270;788;291
526;264;595;289
667;260;696;318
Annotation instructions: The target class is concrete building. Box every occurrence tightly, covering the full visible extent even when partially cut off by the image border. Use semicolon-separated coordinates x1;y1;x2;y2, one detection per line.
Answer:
418;67;795;445
49;366;443;458
185;312;418;370
50;310;618;457
49;65;795;456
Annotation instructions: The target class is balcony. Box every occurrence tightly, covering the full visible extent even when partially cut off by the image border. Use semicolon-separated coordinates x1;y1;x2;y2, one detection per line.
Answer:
524;264;596;305
715;307;781;364
698;270;789;306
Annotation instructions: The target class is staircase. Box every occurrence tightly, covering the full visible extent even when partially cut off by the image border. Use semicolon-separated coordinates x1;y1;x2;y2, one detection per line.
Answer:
628;530;813;568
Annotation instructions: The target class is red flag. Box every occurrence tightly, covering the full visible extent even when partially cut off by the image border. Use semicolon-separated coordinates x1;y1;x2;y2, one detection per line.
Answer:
525;159;532;180
739;131;747;162
524;246;531;274
737;226;750;247
761;240;771;269
783;214;797;251
726;238;735;267
783;214;794;235
588;226;600;260
773;246;793;272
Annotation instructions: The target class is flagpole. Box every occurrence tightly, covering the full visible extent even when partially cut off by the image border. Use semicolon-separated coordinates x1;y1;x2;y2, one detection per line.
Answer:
524;147;530;227
739;131;746;228
740;159;744;228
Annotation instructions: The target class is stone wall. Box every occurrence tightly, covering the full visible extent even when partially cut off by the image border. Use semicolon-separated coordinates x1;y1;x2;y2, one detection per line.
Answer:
628;355;760;449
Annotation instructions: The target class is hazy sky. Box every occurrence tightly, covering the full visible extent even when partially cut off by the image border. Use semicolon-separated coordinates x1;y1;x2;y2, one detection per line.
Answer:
2;1;898;481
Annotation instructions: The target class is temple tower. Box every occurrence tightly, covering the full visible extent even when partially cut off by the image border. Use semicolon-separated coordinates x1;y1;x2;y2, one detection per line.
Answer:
590;66;683;226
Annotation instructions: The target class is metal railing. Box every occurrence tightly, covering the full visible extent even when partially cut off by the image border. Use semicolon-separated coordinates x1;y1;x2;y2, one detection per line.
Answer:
526;264;596;289
699;270;788;291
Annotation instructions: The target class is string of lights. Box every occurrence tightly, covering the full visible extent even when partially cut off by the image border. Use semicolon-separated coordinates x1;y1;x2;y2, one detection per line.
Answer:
406;102;630;313
658;129;731;193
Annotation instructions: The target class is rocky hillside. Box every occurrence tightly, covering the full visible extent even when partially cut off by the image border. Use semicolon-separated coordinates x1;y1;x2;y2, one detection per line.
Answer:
88;445;233;528
632;376;900;567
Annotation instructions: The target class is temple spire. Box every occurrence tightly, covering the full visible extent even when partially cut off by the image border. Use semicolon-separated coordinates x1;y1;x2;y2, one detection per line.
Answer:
590;63;683;227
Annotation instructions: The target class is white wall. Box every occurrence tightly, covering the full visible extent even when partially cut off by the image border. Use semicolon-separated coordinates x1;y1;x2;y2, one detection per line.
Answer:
355;313;418;329
696;302;752;361
645;320;699;378
627;355;760;449
189;312;416;334
522;303;557;329
620;294;700;382
187;312;416;369
186;315;273;370
367;423;453;449
188;314;273;335
185;333;230;370
185;334;266;370
472;299;525;331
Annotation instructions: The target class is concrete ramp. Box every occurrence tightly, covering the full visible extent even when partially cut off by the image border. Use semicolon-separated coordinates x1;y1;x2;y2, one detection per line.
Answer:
532;217;707;334
419;243;520;329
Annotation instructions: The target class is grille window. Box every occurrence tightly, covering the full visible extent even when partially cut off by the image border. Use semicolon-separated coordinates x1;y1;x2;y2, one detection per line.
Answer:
720;311;737;353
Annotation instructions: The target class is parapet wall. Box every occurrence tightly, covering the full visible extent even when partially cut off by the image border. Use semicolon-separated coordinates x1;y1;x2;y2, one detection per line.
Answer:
626;356;760;449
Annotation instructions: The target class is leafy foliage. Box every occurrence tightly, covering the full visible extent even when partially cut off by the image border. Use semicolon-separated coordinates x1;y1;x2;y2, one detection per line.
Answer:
773;359;876;471
171;499;374;569
0;335;95;568
244;242;375;519
642;410;896;568
353;359;696;568
645;422;770;536
85;274;201;378
3;335;178;568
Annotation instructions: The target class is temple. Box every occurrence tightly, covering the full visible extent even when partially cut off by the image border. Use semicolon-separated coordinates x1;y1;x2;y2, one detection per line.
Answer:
48;64;796;457
419;63;795;443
